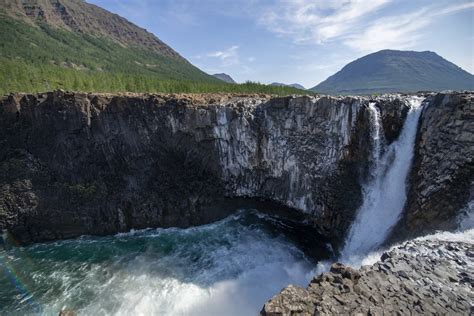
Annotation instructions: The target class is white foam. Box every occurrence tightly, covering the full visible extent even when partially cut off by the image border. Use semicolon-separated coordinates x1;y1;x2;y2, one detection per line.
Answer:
310;202;474;279
16;212;314;316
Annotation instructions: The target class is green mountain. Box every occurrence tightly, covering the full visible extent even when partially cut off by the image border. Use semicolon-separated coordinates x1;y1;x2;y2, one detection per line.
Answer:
0;0;224;94
311;50;474;95
213;73;236;84
271;82;306;90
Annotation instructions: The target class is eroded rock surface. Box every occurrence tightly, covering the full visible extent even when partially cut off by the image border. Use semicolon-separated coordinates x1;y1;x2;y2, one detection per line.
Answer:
393;92;474;240
0;91;411;245
261;236;474;315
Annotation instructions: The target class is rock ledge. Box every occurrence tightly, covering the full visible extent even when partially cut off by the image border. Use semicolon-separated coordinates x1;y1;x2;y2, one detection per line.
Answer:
261;237;474;315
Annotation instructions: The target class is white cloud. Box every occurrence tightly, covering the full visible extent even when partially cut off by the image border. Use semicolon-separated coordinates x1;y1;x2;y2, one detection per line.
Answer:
345;2;474;53
260;0;391;44
260;0;474;53
206;45;240;66
344;9;429;52
436;2;474;15
192;45;256;79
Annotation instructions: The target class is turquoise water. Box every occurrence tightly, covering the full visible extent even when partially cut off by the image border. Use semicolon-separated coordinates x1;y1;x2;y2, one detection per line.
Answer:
0;210;317;315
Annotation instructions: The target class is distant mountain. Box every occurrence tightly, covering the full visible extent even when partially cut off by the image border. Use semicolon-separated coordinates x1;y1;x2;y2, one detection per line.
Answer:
271;82;306;90
311;50;474;95
0;0;217;94
213;73;236;84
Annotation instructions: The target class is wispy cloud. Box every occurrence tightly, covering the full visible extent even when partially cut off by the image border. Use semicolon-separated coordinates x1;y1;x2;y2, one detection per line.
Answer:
345;2;474;52
192;45;258;80
259;0;474;53
344;9;430;52
205;45;240;66
260;0;391;44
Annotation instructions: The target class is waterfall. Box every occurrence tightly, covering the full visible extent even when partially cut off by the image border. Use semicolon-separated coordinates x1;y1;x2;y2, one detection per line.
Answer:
367;102;383;171
340;97;424;260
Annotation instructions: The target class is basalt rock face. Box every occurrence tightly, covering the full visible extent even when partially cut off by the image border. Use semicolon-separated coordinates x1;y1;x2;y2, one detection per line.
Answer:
377;97;409;143
392;92;474;241
0;91;410;245
261;236;474;315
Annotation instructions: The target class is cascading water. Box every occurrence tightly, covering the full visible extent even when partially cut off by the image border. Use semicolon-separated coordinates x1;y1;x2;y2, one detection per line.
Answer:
366;102;384;172
340;97;424;260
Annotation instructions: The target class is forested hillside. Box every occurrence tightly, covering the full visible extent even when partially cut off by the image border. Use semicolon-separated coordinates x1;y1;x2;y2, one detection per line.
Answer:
0;0;306;95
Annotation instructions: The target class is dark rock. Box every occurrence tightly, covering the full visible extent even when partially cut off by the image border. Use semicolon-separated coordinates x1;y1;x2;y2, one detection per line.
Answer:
59;310;76;316
376;97;410;143
391;92;474;241
260;285;314;316
1;91;470;254
261;238;474;315
0;91;411;246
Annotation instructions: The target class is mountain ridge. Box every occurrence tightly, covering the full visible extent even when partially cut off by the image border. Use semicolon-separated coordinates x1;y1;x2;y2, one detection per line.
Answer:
0;0;183;59
213;73;236;84
311;49;474;95
271;82;305;90
0;0;224;93
0;0;307;95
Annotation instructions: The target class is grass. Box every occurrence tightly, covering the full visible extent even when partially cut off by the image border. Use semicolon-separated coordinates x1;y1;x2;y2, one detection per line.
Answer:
0;14;309;96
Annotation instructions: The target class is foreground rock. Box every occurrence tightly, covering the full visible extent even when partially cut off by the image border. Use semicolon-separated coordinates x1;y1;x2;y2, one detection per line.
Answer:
261;236;474;315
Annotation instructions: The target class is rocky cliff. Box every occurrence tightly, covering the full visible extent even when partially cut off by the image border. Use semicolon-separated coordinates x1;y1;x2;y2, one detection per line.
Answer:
261;231;474;315
0;91;412;245
392;92;473;240
1;91;472;248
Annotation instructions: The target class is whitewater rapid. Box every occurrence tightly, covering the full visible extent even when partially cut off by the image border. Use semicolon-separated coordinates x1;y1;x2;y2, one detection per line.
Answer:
0;211;316;315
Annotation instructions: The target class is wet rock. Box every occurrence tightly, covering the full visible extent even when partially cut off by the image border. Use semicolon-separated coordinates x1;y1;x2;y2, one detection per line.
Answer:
261;238;474;315
375;97;410;143
259;285;314;316
392;92;474;241
58;310;76;316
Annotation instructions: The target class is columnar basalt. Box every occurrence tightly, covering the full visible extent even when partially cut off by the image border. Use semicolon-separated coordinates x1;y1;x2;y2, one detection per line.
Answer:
261;235;474;315
0;91;412;245
392;92;474;241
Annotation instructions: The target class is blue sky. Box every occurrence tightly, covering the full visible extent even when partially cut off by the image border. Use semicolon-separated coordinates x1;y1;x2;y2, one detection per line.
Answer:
88;0;473;88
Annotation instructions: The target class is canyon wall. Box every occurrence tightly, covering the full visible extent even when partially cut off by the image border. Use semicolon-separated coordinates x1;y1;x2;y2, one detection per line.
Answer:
0;91;471;247
391;92;473;240
0;91;406;245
